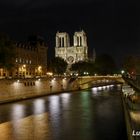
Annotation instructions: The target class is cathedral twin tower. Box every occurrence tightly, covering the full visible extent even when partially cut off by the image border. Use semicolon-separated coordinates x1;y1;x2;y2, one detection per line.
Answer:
55;30;88;64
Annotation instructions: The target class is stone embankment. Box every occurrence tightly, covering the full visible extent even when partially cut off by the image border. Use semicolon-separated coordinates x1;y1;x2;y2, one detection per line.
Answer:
0;76;123;104
0;77;72;104
122;79;140;140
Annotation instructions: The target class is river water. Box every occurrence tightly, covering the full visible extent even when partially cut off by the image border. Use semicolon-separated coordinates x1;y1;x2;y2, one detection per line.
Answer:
0;85;127;140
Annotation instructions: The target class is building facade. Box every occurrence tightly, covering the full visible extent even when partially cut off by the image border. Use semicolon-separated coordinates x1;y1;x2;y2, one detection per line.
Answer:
0;36;48;78
14;36;47;78
55;30;88;64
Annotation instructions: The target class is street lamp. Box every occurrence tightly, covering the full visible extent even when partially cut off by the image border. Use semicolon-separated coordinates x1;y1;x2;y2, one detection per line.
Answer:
38;66;42;71
38;66;42;76
23;64;26;68
47;72;53;76
22;64;26;78
121;70;125;74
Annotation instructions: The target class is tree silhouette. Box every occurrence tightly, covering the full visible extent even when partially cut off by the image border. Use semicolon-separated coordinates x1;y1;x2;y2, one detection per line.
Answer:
48;57;68;75
95;54;116;75
70;61;95;75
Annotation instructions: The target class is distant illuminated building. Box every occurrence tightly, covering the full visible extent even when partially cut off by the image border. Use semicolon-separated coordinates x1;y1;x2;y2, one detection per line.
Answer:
14;36;48;78
55;30;88;64
0;35;48;78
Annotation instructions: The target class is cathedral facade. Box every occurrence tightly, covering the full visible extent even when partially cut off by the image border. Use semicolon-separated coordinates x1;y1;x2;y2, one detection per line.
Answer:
55;30;88;64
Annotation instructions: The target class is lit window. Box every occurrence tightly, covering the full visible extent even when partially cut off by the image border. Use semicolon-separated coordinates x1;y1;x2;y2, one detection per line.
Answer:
26;60;28;64
29;60;31;64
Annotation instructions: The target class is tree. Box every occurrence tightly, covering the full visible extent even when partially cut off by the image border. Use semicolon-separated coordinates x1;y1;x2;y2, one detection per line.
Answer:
95;54;117;75
70;61;95;75
123;55;140;75
123;55;134;70
0;34;15;70
48;57;68;75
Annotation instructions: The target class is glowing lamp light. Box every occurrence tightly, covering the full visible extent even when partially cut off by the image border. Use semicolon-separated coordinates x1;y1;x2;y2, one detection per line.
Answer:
47;72;53;76
84;72;89;75
76;73;78;76
92;87;97;91
98;86;102;90
33;99;45;114
121;70;125;74
38;66;42;71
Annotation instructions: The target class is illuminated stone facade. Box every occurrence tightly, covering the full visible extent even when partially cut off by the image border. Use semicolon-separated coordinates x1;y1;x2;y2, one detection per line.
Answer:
0;36;47;78
55;30;88;64
13;36;47;78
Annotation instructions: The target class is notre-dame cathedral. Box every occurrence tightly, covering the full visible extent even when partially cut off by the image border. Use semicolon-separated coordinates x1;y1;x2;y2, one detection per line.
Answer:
55;30;88;64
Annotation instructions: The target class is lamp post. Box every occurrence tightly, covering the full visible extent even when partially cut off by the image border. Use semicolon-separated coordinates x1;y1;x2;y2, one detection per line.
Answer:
22;64;26;78
121;70;125;75
38;66;42;77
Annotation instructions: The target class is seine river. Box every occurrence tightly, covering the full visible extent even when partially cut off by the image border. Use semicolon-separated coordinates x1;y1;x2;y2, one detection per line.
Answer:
0;85;127;140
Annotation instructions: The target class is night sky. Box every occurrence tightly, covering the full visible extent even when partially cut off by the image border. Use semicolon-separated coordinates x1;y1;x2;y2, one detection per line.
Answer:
0;0;139;65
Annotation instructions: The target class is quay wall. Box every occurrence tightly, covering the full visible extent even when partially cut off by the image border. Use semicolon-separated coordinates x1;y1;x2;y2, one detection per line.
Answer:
0;76;124;103
0;78;71;101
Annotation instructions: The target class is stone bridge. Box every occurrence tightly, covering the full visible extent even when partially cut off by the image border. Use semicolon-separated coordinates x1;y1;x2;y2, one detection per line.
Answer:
69;75;124;89
78;75;124;84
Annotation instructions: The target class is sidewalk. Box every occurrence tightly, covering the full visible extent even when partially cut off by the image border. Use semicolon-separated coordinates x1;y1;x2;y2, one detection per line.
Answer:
122;93;140;140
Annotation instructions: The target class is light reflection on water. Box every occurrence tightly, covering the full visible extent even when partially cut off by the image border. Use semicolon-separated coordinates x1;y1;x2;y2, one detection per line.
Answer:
0;122;13;140
92;85;116;95
33;99;45;114
0;113;52;140
49;95;60;115
11;104;25;120
60;93;71;108
0;85;127;140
